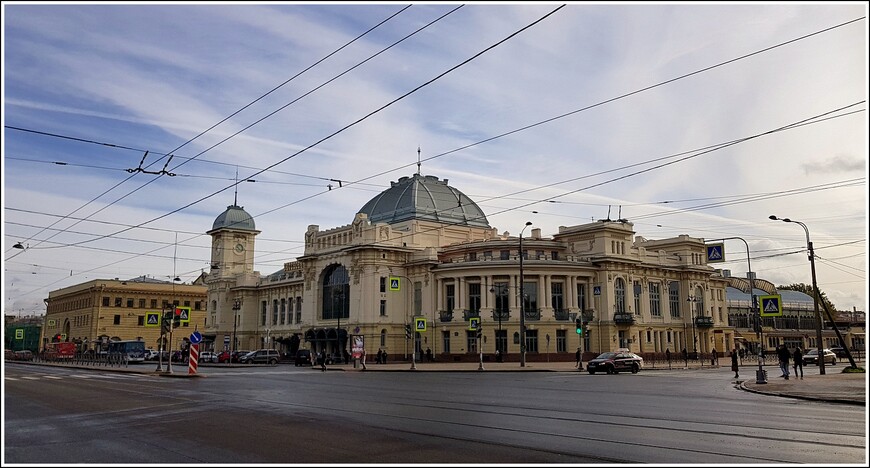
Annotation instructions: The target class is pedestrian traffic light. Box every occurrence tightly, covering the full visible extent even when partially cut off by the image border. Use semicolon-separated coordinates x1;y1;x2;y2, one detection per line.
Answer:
575;318;583;335
404;324;412;339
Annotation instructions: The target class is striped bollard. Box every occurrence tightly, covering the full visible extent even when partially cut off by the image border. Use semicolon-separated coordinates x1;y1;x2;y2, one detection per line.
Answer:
188;344;199;375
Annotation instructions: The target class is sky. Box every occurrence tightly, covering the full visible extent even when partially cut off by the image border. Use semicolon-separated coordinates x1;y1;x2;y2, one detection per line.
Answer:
2;2;868;318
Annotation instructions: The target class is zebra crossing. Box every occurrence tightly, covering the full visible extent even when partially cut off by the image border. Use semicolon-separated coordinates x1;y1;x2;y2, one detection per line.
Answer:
5;371;161;382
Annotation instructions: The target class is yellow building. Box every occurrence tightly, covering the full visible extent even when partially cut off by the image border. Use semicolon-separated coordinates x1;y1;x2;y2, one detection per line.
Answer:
41;276;207;352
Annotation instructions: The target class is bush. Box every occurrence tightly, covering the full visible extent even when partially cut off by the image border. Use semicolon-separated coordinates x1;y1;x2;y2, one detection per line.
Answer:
841;366;865;373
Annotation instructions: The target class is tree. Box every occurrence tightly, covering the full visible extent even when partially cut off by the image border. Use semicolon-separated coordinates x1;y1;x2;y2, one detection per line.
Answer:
777;283;837;312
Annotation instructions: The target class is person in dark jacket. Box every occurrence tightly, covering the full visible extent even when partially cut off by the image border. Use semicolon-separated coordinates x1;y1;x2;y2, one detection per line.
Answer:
793;347;804;379
731;348;739;378
777;344;790;380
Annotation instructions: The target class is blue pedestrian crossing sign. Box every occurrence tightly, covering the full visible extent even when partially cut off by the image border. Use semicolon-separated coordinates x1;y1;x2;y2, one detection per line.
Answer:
706;243;725;263
145;312;160;327
415;317;426;332
759;295;783;317
468;317;480;331
390;277;400;291
593;286;601;296
176;306;191;323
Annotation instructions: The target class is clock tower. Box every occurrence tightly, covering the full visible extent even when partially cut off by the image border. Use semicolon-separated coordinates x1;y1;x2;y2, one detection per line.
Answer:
207;203;259;276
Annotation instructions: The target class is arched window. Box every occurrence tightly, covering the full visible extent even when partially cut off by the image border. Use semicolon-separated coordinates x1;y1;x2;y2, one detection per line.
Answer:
380;329;387;347
614;278;626;314
322;264;349;320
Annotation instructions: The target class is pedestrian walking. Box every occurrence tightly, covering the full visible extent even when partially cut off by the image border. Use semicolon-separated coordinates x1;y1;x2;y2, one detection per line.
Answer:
318;351;326;372
426;347;433;362
361;347;367;370
575;348;581;368
382;351;388;364
777;344;790;380
793;347;804;379
731;348;739;378
376;349;383;364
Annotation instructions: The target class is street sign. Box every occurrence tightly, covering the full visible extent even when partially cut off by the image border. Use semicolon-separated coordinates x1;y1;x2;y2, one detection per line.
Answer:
190;331;203;344
759;295;783;317
415;317;426;332
706;243;725;263
389;277;400;291
176;306;191;323
145;312;160;327
468;317;480;331
15;329;24;340
593;286;601;296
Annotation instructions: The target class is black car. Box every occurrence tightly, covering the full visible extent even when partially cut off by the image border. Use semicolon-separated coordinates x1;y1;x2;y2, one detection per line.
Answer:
294;349;312;367
239;349;280;365
587;351;644;374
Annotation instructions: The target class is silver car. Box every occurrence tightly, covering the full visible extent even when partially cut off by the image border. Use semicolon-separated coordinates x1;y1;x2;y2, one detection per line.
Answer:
802;348;836;365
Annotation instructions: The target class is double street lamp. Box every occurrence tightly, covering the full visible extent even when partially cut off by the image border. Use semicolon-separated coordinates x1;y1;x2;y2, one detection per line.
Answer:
687;296;699;357
769;215;825;375
519;221;532;367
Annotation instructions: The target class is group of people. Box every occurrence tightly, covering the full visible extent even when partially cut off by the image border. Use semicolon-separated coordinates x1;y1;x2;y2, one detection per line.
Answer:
375;349;389;364
730;345;805;380
777;344;804;380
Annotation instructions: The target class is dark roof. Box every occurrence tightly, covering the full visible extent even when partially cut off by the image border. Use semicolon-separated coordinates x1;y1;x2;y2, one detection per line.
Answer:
358;174;489;228
212;204;256;231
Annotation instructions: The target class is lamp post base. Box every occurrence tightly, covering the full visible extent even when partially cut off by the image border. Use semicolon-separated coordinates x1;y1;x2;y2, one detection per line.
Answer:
755;369;768;384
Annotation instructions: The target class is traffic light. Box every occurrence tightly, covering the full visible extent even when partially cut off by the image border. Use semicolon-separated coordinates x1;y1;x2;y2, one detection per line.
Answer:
173;308;182;328
575;318;583;335
404;324;412;339
161;310;173;334
476;324;483;339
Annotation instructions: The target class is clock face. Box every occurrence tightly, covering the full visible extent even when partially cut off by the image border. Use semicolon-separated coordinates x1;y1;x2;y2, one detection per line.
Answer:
234;243;245;253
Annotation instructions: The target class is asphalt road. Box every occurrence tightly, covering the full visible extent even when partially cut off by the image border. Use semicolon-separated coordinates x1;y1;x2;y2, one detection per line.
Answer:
3;362;866;464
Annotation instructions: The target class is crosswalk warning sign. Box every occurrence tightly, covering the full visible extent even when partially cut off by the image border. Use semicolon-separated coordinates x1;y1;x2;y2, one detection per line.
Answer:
176;306;191;323
415;317;426;332
759;295;782;317
390;277;400;291
145;312;160;327
706;243;725;263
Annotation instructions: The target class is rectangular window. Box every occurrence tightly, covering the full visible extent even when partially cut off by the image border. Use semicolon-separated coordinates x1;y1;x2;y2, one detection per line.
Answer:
494;282;509;314
380;300;387;316
137;316;144;326
536;250;544;260
261;301;267;326
500;250;510;260
115;297;122;307
184;300;191;307
102;297;110;307
151;299;158;309
633;281;642;315
556;329;567;353
523;282;537;314
280;298;286;325
380;277;386;293
669;282;681;318
468;252;477;261
195;301;202;311
442;330;451;354
295;297;302;323
468;283;481;312
446;284;455;313
113;314;121;325
576;284;587;313
138;299;146;308
272;299;279;326
495;329;507;354
551;283;564;313
127;298;134;308
466;331;477;354
526;329;539;353
551;251;559;260
649;282;662;316
483;251;492;259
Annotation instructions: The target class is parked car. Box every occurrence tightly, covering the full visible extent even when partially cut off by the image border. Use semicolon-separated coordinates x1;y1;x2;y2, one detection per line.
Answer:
5;349;14;360
295;349;312;367
199;351;218;363
230;350;251;363
803;348;837;366
239;349;281;365
143;349;160;361
828;347;849;358
13;350;34;361
587;351;643;374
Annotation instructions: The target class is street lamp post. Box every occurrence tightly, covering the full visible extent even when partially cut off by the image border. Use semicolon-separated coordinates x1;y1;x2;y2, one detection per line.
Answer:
519;221;532;367
769;215;825;375
231;299;241;364
687;296;698;358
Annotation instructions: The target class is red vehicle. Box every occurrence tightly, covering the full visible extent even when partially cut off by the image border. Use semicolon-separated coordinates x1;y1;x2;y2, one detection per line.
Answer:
43;342;77;361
